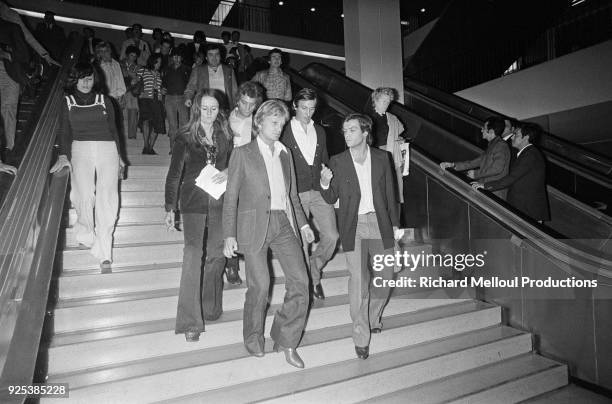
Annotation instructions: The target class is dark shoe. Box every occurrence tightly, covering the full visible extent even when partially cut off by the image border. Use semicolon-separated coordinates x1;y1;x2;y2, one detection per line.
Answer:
225;266;242;285
313;283;325;300
100;260;112;274
149;148;157;155
246;346;265;358
371;327;382;334
142;147;147;154
355;345;369;359
185;331;200;342
273;342;304;368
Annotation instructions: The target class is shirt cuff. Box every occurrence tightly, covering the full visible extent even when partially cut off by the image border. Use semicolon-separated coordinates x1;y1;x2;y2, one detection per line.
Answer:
300;224;310;231
320;181;329;190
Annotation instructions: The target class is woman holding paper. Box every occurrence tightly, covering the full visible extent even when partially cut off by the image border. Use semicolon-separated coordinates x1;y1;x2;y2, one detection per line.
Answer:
164;89;233;341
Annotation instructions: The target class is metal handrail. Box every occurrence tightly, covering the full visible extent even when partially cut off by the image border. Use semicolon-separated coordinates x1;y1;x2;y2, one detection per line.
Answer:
0;33;82;402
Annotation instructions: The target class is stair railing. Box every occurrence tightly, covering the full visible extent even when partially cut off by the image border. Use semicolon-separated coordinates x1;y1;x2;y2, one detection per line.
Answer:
0;33;83;403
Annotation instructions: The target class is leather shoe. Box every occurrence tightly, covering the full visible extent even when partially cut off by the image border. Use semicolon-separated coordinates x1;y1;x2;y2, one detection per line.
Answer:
225;266;242;285
273;342;304;368
185;331;200;342
313;283;325;300
246;347;265;358
371;327;382;334
355;345;369;359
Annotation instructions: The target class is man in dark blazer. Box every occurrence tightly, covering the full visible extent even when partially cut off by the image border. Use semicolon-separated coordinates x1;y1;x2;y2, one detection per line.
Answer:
223;100;314;368
184;44;238;110
440;117;510;199
320;113;400;360
473;122;550;222
281;88;338;300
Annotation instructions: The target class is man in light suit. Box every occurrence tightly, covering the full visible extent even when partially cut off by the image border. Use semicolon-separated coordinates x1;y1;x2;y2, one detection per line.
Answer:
223;100;315;368
184;43;238;110
320;113;401;360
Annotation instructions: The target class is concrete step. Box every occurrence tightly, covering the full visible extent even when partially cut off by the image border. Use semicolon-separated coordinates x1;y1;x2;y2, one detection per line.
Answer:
52;275;353;334
522;384;612;403
126;154;171;166
68;206;167;227
57;253;349;300
45;301;501;402
62;243;183;272
120;178;166;192
65;223;183;248
219;326;532;404
48;298;466;378
120;191;165;207
367;353;567;404
124;165;169;179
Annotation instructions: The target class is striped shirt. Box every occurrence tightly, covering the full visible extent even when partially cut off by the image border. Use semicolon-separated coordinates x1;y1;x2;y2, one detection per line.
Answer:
138;68;162;99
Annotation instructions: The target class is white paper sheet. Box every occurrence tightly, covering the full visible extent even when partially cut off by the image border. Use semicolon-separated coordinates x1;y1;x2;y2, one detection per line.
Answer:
400;143;410;176
195;164;226;199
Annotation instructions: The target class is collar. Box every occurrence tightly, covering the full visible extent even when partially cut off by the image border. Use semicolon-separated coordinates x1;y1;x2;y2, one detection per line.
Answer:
291;117;314;131
208;65;221;73
256;136;286;157
517;143;532;157
349;145;370;164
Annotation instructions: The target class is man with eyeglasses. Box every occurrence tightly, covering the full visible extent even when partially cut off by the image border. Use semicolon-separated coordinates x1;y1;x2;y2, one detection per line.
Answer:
440;116;510;199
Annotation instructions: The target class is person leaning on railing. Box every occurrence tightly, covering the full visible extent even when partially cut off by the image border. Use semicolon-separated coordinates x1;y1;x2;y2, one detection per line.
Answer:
50;62;125;273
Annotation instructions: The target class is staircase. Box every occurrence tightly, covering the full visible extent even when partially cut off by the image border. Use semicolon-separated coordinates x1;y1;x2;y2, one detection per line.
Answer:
42;138;569;403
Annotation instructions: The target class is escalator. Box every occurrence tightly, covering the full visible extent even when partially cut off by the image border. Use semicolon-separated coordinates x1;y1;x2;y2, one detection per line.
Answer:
287;63;612;258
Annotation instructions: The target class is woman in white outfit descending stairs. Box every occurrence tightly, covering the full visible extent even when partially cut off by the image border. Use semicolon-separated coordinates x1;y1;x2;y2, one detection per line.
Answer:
50;62;125;273
164;88;234;342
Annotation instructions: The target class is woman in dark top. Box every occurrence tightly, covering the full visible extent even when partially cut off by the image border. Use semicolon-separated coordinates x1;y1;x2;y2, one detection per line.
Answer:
50;62;125;272
164;89;233;341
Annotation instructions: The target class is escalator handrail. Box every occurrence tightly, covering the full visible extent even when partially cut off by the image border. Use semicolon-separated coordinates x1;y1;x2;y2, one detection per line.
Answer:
288;66;612;278
298;62;612;224
403;75;612;177
0;34;82;400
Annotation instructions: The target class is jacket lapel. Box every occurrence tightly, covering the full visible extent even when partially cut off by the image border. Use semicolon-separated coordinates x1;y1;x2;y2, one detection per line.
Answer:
280;148;291;195
343;150;361;198
247;141;270;193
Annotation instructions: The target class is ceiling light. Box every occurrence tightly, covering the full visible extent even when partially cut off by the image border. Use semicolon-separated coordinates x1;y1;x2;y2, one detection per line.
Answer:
420;8;426;12
400;20;408;25
310;7;316;12
278;1;283;5
341;13;344;18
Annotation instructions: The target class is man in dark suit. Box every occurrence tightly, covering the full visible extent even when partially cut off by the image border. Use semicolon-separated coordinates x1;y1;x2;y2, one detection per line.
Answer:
223;100;315;368
0;19;28;151
473;122;550;222
184;44;238;109
34;11;65;61
320;113;400;360
281;88;338;300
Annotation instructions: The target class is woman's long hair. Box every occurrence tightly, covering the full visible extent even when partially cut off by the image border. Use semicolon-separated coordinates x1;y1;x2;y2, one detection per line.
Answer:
64;62;103;94
181;89;232;147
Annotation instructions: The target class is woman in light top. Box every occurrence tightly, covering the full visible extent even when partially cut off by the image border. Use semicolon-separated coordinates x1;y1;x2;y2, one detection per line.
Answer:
366;87;406;203
251;48;292;102
50;62;125;272
164;89;233;341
